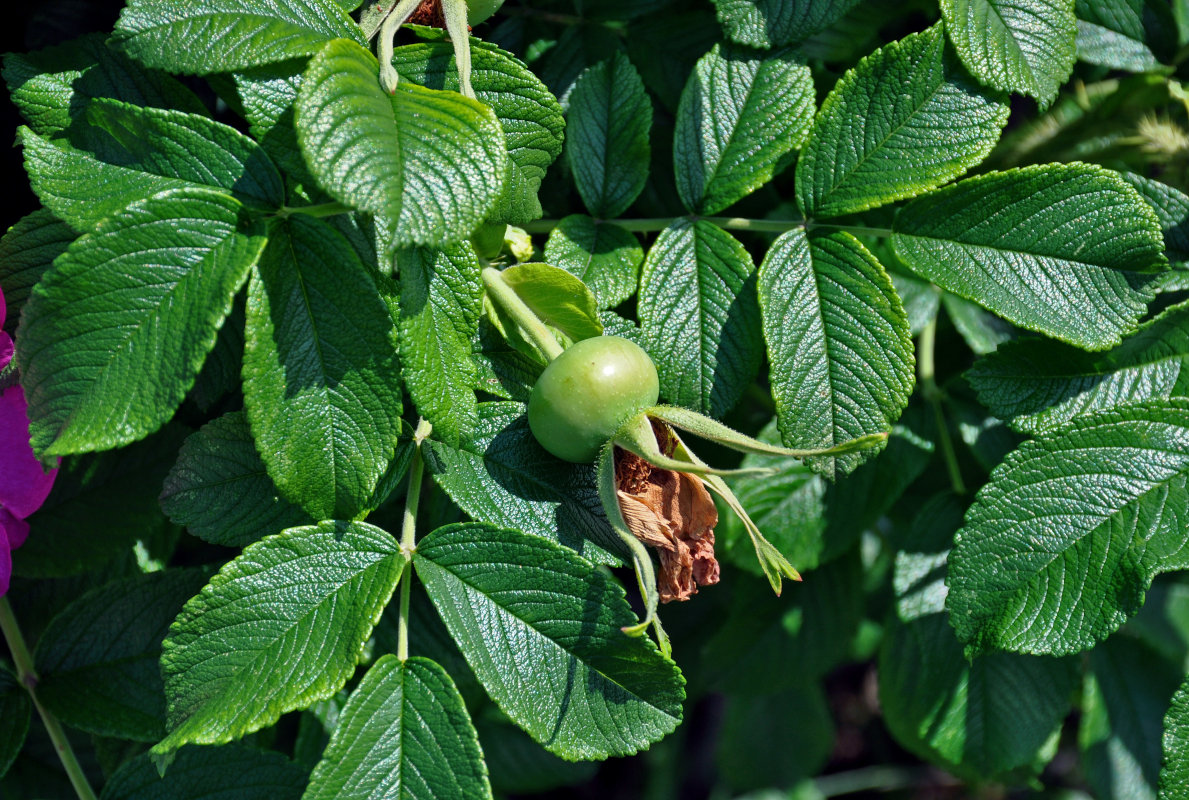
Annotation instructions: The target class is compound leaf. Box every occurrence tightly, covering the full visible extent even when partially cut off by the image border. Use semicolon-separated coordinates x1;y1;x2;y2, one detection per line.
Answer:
544;215;643;310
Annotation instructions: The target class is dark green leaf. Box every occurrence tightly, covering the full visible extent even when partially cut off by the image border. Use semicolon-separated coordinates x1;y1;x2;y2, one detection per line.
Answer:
544;215;643;310
0;668;30;781
0;209;75;336
1076;0;1176;72
100;745;306;800
1162;677;1189;800
717;684;833;791
305;656;491;800
797;24;1008;218
477;716;597;795
471;319;539;402
1120;173;1189;269
941;292;1017;355
415;523;685;759
712;0;862;48
233;62;314;192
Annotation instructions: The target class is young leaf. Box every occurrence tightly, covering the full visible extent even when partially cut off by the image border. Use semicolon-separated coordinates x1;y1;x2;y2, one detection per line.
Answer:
423;402;622;566
892;163;1166;350
17;187;265;457
243;215;404;521
488;262;603;349
638;219;762;417
2;32;207;137
544;215;643;310
711;0;863;48
32;569;210;741
102;745;306;800
796;24;1008;219
397;244;482;449
0;209;75;335
758;230;913;479
1162;677;1189;800
940;0;1077;106
112;0;363;75
159;411;313;548
295;38;506;247
305;656;491;800
947;400;1189;656
674;44;813;215
1075;0;1175;72
967;302;1189;435
154;521;405;753
566;52;652;219
0;668;30;780
414;523;685;759
390;34;564;225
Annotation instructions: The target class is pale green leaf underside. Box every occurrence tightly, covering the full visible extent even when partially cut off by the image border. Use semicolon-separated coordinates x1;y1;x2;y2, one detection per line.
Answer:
244;215;404;521
675;43;813;215
797;24;1008;219
305;656;491;800
17;187;264;457
639;219;762;417
941;0;1077;105
946;400;1189;656
758;229;913;479
1161;677;1189;800
155;521;404;752
112;0;363;75
711;0;862;48
544;215;643;310
892;163;1166;350
296;38;506;247
1075;0;1175;72
415;523;685;760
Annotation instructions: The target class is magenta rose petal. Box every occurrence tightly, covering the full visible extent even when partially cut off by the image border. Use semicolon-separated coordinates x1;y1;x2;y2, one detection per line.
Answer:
0;508;26;596
0;386;58;518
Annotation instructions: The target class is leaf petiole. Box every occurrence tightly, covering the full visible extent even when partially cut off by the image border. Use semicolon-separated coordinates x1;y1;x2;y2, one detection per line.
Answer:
396;418;432;661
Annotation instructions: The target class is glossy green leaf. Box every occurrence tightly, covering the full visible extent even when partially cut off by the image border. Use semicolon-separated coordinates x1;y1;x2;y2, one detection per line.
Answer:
101;745;306;800
471;319;540;402
797;24;1008;218
675;44;813;215
154;521;405;753
0;209;75;336
967;302;1189;435
243;214;403;521
711;0;862;48
112;0;363;74
1120;173;1189;278
0;668;30;781
305;656;491;800
940;0;1077;106
295;39;506;247
566;52;652;218
1075;0;1175;72
233;63;314;192
2;32;207;137
544;215;643;310
424;402;621;565
638;219;762;417
947;400;1189;656
33;569;209;741
415;523;685;759
892;163;1166;350
159;411;313;548
17;188;265;457
1161;677;1189;800
391;33;564;225
758;229;913;479
396;244;481;449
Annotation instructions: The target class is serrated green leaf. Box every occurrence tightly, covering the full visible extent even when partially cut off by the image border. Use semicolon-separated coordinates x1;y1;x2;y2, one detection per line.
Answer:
1076;0;1175;72
940;0;1077;106
1080;636;1181;800
424;402;621;565
711;0;862;48
154;521;404;752
305;655;491;800
0;668;30;780
758;229;913;479
675;44;812;215
941;291;1017;355
717;683;834;792
947;400;1189;656
391;34;564;225
892;163;1166;350
187;294;244;413
967;302;1189;435
639;218;762;417
0;209;75;336
17;188;265;457
159;411;313;548
295;39;506;247
566;52;651;219
1161;676;1189;800
101;744;306;800
415;522;685;759
233;62;315;193
2;32;207;137
797;24;1008;219
33;569;209;741
471;318;539;402
544;215;642;310
243;214;403;521
1120;173;1189;271
112;0;363;75
397;244;480;448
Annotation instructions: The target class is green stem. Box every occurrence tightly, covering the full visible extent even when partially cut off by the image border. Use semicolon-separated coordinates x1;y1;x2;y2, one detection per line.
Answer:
918;317;965;496
0;598;98;800
396;419;431;662
518;216;894;238
481;266;564;362
278;201;355;219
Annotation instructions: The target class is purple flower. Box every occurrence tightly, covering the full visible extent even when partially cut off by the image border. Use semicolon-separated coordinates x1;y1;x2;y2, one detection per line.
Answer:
0;284;58;596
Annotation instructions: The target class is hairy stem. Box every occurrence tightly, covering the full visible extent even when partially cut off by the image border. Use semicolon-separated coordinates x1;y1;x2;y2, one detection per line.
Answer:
0;598;97;800
518;216;894;238
481;266;564;362
377;0;421;94
918;317;965;495
397;419;432;662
